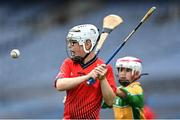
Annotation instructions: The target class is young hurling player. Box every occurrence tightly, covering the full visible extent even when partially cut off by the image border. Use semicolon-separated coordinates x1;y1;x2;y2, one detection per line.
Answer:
54;24;116;119
102;56;146;119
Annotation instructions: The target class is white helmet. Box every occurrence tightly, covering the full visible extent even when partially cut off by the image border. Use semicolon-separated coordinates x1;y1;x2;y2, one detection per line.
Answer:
116;56;142;74
66;24;99;53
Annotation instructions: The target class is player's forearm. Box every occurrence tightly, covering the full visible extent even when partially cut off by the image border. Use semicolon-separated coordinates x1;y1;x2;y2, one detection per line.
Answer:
55;75;89;91
116;88;127;98
100;78;115;106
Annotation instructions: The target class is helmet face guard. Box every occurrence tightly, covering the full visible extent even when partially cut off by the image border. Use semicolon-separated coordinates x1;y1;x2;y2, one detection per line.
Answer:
116;56;142;75
65;39;84;64
66;24;99;53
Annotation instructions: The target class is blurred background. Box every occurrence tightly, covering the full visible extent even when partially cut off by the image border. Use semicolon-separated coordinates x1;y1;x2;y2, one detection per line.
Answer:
0;0;180;119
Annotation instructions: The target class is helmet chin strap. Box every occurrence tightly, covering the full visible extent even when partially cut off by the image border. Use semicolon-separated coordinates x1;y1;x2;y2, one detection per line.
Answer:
71;52;90;64
118;79;130;87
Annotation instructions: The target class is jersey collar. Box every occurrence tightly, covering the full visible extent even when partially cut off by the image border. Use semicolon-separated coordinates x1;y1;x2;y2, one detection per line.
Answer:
79;55;97;69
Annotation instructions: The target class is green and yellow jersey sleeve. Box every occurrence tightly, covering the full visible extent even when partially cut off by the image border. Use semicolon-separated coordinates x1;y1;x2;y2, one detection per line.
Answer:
120;82;144;108
102;82;145;119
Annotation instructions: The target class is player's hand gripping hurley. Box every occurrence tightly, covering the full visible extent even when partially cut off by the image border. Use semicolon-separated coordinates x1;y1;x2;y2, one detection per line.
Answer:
87;14;123;85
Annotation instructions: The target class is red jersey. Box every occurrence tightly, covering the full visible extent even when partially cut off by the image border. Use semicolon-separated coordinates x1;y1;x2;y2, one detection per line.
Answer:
55;56;116;119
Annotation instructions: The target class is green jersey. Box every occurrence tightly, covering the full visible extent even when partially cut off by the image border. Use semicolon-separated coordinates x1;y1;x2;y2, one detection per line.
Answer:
102;82;145;119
